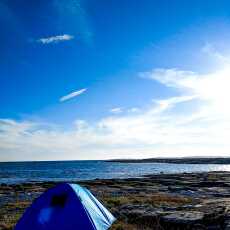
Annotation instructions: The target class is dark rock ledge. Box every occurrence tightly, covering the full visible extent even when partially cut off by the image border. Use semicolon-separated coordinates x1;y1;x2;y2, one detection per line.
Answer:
2;172;230;229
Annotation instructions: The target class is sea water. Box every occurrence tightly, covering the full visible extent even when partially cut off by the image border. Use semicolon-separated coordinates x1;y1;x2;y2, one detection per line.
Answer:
1;160;230;184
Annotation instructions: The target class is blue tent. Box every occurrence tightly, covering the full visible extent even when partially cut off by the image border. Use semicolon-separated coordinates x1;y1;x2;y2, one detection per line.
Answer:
15;183;116;230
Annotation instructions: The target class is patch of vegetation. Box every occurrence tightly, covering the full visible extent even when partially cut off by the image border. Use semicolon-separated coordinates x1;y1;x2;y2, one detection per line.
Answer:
103;193;192;209
0;201;31;230
110;221;138;230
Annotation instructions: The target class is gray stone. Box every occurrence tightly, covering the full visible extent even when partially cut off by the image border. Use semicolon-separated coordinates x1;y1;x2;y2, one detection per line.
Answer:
162;211;204;224
119;204;159;226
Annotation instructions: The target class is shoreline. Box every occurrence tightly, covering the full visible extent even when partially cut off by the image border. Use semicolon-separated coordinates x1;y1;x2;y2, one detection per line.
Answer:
1;171;230;229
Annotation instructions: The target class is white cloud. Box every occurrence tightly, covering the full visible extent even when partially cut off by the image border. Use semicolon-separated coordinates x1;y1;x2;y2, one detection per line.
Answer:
140;68;199;92
202;42;230;64
38;34;74;44
151;95;198;113
141;67;230;116
1;48;230;160
60;88;87;102
110;107;123;114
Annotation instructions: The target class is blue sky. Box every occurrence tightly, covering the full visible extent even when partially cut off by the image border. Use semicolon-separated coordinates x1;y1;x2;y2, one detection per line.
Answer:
1;0;230;161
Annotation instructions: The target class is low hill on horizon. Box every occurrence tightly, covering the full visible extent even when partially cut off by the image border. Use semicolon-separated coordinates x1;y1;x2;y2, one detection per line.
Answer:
108;157;230;164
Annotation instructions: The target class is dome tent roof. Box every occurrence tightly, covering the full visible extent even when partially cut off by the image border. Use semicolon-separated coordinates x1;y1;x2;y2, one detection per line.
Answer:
15;183;116;230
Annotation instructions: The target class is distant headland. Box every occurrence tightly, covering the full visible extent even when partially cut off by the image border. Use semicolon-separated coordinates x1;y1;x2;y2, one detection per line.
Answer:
108;157;230;164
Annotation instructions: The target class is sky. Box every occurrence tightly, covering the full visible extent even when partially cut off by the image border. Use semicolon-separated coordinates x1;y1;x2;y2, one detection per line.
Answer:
1;0;230;161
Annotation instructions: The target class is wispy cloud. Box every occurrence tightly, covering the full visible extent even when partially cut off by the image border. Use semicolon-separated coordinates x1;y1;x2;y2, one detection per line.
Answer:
54;0;93;44
202;42;230;64
110;107;123;114
60;88;87;102
38;34;74;44
140;68;198;91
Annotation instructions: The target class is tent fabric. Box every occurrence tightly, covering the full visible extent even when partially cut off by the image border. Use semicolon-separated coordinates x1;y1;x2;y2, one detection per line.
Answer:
15;183;116;230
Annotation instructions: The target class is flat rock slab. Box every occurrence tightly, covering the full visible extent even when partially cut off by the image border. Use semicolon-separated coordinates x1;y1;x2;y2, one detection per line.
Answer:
162;211;204;224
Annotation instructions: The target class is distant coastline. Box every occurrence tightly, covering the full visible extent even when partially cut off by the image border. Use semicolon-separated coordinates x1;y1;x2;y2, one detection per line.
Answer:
108;157;230;164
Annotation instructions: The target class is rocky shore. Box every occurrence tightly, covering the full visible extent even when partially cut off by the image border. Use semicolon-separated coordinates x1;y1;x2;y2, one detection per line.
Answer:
1;172;230;229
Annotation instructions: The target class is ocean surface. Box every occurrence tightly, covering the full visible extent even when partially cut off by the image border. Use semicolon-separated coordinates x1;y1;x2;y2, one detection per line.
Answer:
1;160;230;184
